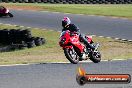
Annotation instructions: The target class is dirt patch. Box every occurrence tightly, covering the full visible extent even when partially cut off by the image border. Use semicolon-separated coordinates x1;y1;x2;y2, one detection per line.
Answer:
1;3;43;11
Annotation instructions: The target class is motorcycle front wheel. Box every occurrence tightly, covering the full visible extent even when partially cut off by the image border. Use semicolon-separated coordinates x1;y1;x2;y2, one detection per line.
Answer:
64;48;79;64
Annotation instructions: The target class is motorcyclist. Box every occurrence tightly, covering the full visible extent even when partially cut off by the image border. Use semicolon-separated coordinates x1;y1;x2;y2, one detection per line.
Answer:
61;17;95;52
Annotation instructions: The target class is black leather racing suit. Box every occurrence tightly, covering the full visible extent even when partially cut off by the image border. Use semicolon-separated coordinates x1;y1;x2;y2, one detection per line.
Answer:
62;24;95;50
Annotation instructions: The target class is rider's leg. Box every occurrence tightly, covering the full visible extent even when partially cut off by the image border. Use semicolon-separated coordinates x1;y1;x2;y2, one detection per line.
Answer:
79;34;95;51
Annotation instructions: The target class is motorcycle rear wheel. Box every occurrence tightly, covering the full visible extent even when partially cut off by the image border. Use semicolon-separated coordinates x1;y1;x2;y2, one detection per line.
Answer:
8;13;13;17
89;51;101;63
64;48;79;64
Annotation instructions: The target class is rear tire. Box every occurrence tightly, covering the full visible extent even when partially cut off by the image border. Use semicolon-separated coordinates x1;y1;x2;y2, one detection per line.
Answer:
89;51;101;63
8;13;13;17
64;48;79;64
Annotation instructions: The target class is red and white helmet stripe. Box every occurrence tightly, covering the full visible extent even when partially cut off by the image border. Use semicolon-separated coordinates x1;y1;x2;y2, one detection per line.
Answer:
62;17;71;25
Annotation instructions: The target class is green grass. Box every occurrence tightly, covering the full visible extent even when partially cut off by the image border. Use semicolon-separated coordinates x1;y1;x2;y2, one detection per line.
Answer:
0;24;66;64
2;3;132;18
0;24;132;65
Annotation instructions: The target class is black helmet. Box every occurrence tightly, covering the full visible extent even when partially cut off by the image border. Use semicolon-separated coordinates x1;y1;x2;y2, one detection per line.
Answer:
62;17;71;27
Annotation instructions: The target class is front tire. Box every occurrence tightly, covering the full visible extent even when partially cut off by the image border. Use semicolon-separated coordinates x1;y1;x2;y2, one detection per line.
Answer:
64;48;79;64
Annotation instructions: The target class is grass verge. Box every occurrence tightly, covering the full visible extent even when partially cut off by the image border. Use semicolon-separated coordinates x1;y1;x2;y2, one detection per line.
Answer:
0;24;131;65
1;3;132;19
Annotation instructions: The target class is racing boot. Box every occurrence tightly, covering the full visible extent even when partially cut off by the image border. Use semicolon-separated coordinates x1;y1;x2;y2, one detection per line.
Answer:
79;34;99;51
80;35;95;51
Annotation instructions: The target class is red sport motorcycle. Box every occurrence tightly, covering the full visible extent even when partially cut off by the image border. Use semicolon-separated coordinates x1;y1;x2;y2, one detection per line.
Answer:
0;6;13;17
59;30;101;64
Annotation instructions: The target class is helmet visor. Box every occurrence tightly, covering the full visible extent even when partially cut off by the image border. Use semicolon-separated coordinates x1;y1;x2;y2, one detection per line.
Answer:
62;21;67;27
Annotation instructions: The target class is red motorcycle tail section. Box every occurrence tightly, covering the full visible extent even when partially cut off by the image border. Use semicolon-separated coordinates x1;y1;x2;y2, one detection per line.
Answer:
86;35;92;43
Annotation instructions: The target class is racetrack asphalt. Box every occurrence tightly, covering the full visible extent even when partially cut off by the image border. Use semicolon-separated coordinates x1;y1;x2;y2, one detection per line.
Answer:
0;10;132;40
0;59;132;88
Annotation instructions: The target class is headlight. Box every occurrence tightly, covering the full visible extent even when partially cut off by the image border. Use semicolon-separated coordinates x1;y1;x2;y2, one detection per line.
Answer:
59;38;66;45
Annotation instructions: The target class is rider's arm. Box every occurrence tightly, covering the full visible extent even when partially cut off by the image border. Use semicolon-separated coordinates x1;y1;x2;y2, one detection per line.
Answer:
69;24;80;32
73;24;80;35
62;28;66;32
